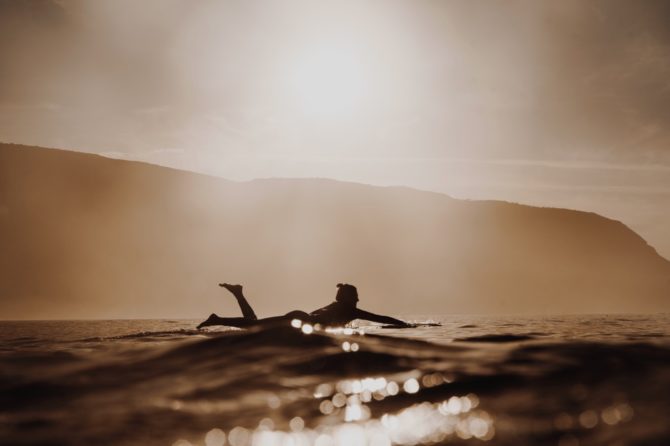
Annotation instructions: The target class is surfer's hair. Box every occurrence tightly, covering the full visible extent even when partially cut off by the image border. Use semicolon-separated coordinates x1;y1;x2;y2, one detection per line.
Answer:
336;283;358;305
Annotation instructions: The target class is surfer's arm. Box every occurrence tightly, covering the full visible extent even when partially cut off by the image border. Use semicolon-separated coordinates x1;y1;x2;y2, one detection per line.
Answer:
353;309;410;327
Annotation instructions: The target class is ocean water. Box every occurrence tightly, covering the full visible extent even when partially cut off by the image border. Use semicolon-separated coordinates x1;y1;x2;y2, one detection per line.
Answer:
1;314;669;446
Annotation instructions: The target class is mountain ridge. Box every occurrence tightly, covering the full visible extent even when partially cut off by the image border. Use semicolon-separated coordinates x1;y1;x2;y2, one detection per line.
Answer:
1;143;668;319
3;142;665;260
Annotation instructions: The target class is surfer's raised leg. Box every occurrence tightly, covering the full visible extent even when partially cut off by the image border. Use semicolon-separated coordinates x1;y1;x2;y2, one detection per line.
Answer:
219;283;258;320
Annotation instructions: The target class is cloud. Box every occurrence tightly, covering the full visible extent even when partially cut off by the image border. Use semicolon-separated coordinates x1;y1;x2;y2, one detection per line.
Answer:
263;155;670;173
439;158;670;173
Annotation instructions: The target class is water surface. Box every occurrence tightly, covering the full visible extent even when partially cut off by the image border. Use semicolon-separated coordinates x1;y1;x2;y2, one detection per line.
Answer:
1;314;668;446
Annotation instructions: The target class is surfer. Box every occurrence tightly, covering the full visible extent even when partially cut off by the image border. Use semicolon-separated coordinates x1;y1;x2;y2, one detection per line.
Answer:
197;283;412;329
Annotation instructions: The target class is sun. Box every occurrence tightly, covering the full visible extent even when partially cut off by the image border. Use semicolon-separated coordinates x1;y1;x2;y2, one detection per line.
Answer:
286;43;369;118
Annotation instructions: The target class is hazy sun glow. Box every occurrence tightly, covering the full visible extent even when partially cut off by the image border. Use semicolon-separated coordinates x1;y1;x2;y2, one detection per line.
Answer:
286;42;369;118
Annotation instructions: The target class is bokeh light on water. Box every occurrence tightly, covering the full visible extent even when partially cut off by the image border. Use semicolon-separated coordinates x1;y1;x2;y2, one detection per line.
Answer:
204;428;226;446
173;393;493;446
170;320;495;446
3;316;664;445
168;319;641;446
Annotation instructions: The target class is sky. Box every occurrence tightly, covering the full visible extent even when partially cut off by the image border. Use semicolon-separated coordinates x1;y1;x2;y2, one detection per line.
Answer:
1;0;669;257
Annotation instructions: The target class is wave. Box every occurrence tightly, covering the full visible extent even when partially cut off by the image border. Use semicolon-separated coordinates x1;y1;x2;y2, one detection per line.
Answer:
453;333;539;343
1;323;670;445
77;328;207;342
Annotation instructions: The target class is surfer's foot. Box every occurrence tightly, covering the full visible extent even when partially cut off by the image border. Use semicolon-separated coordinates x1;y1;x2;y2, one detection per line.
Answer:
219;283;243;298
198;313;219;329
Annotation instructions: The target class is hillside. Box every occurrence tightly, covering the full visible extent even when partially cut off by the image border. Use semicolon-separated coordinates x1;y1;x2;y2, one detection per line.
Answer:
1;143;668;319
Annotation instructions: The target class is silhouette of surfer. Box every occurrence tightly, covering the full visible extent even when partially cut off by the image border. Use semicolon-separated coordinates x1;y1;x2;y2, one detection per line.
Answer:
197;283;412;329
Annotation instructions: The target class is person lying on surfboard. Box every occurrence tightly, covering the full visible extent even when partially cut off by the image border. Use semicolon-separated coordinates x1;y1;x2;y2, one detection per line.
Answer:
197;283;414;329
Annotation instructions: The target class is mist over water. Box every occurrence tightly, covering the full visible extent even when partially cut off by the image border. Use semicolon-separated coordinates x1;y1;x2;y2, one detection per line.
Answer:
1;314;669;446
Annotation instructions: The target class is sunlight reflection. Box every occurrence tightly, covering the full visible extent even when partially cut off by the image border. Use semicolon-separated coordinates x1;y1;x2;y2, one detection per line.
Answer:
326;327;365;336
554;402;634;435
340;341;360;352
291;319;350;336
314;383;334;398
267;394;281;409
174;325;504;446
601;402;634;425
259;418;275;430
578;410;598;429
386;381;399;396
196;399;494;446
332;393;346;408
291;319;302;328
186;369;496;446
290;417;305;432
421;372;449;387
319;399;335;415
344;400;370;422
402;378;419;394
181;368;497;446
204;428;226;446
228;426;250;446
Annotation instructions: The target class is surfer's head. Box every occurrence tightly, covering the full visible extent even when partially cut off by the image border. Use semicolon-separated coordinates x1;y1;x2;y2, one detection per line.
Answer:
335;283;359;306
